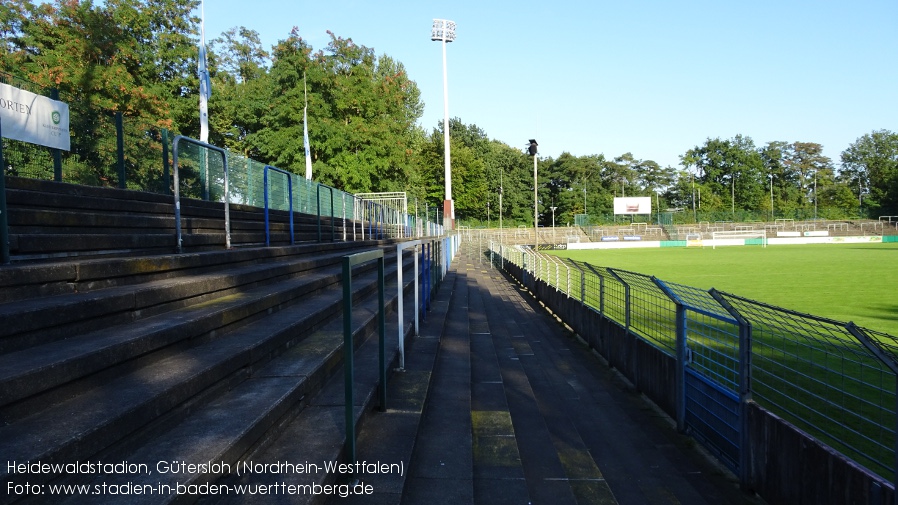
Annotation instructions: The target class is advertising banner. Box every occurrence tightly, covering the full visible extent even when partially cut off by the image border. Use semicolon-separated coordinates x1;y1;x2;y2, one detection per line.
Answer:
613;196;652;215
0;82;70;151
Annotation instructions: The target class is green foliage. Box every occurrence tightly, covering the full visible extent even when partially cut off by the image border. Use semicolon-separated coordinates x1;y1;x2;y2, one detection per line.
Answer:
841;130;898;216
0;2;893;223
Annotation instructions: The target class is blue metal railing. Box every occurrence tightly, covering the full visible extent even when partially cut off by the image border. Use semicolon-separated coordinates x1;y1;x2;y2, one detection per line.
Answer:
263;165;294;246
172;135;230;252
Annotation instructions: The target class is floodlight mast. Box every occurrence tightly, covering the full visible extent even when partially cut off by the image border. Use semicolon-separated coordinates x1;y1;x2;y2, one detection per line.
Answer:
432;19;456;231
529;139;538;249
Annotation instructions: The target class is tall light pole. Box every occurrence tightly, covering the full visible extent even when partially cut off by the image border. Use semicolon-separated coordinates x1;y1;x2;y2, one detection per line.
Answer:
499;168;503;232
529;139;538;248
691;172;696;222
731;174;735;218
813;169;818;220
769;174;774;221
431;18;456;230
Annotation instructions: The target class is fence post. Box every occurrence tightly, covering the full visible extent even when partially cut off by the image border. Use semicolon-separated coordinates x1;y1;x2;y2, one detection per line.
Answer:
162;129;171;194
115;111;125;189
50;88;62;182
0;118;9;264
330;186;335;242
342;249;387;464
342;257;355;463
711;289;754;492
316;184;322;242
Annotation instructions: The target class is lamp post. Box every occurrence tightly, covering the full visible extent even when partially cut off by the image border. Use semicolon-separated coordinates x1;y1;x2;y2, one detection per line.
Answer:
691;172;697;222
499;168;503;232
529;139;538;248
731;174;735;218
769;174;774;221
813;169;818;220
431;18;456;230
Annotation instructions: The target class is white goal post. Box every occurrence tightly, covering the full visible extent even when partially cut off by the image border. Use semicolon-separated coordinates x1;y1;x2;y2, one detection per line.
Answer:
711;229;767;249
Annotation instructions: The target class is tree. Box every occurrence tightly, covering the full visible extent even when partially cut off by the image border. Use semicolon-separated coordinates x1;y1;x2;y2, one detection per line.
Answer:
2;0;200;187
210;27;269;85
841;130;898;216
681;135;765;214
206;27;270;157
253;30;423;194
483;140;532;226
784;142;834;215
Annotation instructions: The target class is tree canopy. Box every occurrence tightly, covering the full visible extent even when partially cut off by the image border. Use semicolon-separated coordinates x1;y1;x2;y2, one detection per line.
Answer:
2;0;895;222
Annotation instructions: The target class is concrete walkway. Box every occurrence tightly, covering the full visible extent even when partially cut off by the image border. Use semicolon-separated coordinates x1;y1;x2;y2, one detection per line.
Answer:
333;246;764;505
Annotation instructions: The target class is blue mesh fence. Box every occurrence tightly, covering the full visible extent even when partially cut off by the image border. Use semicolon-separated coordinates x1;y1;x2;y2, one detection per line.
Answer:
490;244;898;482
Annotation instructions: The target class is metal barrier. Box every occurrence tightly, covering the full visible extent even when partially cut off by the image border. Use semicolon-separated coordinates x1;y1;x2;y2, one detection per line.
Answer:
341;249;387;464
263;165;294;246
395;239;428;370
488;241;898;491
172;135;230;252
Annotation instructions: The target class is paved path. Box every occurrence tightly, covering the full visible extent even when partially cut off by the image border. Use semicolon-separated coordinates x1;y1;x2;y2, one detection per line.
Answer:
334;246;764;505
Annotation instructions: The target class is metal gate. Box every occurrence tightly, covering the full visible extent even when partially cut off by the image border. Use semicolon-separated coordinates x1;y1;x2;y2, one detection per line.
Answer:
656;281;747;476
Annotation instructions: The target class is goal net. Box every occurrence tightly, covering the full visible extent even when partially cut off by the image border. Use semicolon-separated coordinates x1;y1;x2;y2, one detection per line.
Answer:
711;230;767;249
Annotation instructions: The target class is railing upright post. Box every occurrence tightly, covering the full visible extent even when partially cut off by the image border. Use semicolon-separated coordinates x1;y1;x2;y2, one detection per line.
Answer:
377;255;386;411
50;88;62;182
115;111;125;189
264;168;269;246
397;245;405;370
161;129;170;195
711;288;755;492
0;118;9;264
414;244;420;335
342;257;355;462
316;184;322;242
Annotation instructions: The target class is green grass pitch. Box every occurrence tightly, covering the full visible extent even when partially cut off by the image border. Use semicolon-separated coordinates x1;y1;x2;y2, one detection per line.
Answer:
551;242;898;337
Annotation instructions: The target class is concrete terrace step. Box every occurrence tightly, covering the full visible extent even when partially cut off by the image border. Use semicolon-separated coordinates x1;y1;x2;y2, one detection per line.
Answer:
4;177;365;260
205;273;428;505
0;245;407;415
0;263;341;414
0;251;417;502
0;241;373;304
0;242;393;352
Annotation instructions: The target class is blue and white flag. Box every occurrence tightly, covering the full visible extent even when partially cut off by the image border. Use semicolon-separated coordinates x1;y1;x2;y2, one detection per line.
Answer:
197;0;210;142
303;106;312;180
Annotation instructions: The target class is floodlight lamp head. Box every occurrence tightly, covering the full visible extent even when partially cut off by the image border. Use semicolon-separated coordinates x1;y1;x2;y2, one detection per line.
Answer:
431;19;457;42
528;139;538;156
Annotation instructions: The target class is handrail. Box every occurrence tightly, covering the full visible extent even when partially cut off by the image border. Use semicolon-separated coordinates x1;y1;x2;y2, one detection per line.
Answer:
395;239;435;369
263;165;294;246
341;248;386;464
317;184;335;242
172;135;230;253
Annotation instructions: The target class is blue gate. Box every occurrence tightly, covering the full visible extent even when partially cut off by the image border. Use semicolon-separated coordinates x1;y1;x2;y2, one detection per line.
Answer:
655;280;747;476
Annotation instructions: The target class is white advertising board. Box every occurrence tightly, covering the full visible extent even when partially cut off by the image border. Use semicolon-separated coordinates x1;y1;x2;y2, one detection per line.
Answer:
613;197;652;215
0;82;70;150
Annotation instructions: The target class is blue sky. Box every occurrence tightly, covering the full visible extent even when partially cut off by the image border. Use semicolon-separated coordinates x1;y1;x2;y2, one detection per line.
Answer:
200;0;897;170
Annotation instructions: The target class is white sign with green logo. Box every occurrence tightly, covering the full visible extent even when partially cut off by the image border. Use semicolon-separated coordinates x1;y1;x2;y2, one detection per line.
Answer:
0;82;70;151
